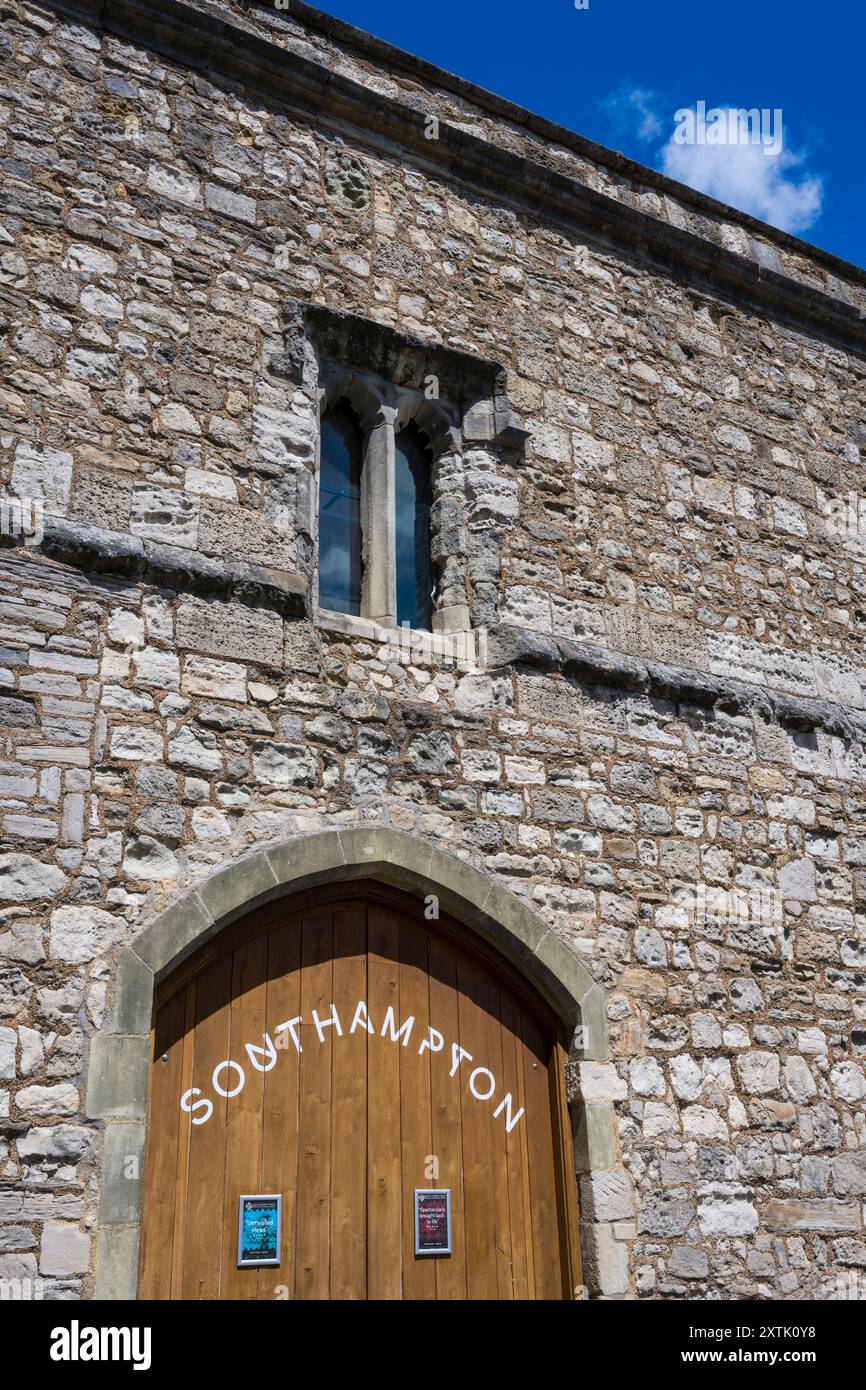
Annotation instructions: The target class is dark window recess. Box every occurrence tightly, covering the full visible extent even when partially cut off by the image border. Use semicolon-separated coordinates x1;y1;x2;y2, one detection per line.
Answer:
319;402;363;616
395;423;434;632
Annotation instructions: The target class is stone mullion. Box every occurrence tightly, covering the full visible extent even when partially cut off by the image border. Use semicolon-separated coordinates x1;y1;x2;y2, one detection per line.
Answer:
362;406;396;627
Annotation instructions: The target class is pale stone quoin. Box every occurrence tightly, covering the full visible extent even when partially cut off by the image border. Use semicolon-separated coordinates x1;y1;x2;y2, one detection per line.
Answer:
0;0;866;1303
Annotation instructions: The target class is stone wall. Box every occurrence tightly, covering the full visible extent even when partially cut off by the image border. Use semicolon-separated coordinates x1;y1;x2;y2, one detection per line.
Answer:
1;0;865;1300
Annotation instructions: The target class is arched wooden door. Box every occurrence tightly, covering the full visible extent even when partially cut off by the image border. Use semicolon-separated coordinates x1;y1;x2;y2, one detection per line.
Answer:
138;882;581;1300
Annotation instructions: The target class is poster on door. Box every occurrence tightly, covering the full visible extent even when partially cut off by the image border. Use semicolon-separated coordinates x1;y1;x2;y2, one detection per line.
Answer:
237;1194;282;1268
414;1189;452;1256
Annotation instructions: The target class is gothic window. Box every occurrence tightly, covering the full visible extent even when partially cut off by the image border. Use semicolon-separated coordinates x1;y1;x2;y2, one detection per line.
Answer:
394;423;433;632
314;365;474;639
291;298;528;645
317;401;363;617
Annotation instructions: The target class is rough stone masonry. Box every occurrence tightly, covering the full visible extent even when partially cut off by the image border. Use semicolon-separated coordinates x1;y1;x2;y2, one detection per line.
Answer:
1;0;866;1301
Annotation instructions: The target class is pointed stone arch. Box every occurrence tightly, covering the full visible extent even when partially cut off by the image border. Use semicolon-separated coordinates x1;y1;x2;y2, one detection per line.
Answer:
87;828;618;1299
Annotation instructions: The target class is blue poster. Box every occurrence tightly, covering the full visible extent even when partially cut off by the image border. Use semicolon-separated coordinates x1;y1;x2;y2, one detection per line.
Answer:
237;1195;281;1267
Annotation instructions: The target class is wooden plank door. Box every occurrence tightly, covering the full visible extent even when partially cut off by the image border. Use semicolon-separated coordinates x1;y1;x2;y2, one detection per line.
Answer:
138;886;579;1299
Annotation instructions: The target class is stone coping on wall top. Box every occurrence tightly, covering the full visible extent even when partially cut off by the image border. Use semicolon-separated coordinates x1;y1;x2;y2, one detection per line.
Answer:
268;0;865;293
36;0;866;351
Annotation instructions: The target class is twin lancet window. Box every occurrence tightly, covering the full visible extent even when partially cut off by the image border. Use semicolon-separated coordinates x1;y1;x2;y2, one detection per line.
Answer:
318;398;435;632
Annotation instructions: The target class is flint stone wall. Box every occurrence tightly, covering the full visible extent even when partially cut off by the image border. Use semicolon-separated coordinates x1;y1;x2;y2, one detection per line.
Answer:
0;0;865;1301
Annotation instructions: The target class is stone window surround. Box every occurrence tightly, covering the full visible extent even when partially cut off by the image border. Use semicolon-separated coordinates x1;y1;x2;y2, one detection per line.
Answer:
281;297;530;656
314;363;467;636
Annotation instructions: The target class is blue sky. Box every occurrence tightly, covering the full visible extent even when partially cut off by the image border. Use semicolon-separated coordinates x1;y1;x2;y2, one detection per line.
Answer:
316;0;865;271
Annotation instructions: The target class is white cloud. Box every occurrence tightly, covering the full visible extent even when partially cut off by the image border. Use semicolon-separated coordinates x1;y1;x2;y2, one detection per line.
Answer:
600;91;824;236
601;86;663;144
661;117;823;235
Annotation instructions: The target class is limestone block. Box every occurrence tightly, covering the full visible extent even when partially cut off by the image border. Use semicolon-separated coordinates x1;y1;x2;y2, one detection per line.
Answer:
639;1191;694;1236
697;1184;758;1236
576;1062;627;1104
133;647;181;691
669;1055;703;1101
17;1083;79;1116
580;1170;635;1223
831;1153;866;1195
49;906;125;964
40;1223;90;1276
199;498;295;571
122;837;179;881
783;1055;817;1102
176;596;283;669
737;1051;781;1094
146;162;201;206
0;1027;15;1080
252;741;317;788
830;1062;866;1102
131;483;199;548
10;442;73;514
205;182;257;223
252;405;316;467
628;1057;665;1096
778;855;817;901
0;854;66;903
668;1246;708;1279
582;1221;629;1297
17;1126;92;1163
109;726;163;762
182;656;247;702
762;1199;860;1233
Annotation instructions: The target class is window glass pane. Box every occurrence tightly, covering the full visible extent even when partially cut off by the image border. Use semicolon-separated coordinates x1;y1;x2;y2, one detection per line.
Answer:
395;424;433;632
318;402;363;616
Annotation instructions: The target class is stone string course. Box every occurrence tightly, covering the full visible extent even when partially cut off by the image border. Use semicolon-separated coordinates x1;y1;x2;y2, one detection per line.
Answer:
0;0;865;1301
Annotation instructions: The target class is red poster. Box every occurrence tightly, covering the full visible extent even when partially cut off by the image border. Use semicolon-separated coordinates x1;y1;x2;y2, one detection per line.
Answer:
415;1189;452;1255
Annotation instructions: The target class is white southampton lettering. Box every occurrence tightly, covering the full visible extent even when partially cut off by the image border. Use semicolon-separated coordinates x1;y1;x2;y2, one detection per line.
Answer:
179;999;526;1132
381;1005;415;1046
